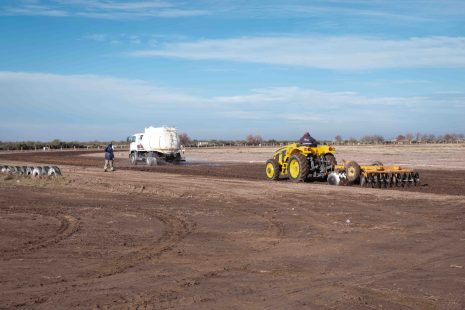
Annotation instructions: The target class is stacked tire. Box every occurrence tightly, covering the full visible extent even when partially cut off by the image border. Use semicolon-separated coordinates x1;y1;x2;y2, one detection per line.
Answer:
0;165;61;177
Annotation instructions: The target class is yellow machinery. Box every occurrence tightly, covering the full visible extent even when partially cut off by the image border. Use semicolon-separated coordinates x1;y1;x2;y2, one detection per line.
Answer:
265;143;337;182
265;143;420;187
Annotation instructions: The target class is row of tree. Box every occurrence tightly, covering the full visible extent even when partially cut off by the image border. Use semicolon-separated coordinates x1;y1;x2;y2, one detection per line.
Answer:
1;132;464;151
183;132;465;147
0;139;126;151
333;133;465;145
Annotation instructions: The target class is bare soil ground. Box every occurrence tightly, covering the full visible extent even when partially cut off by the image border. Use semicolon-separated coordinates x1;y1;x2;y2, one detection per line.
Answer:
1;147;465;309
177;144;465;170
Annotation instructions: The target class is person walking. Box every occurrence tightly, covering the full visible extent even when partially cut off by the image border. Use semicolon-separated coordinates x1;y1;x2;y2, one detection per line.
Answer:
104;143;115;172
299;132;318;147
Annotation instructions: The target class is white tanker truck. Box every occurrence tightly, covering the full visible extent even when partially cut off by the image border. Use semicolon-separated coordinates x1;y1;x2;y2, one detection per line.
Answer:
128;126;185;166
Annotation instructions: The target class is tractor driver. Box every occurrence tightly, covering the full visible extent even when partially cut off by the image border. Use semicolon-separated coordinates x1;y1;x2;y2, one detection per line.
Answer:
299;132;318;147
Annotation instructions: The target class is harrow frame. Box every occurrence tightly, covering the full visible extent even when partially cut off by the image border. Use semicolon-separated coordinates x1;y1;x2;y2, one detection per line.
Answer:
332;163;420;188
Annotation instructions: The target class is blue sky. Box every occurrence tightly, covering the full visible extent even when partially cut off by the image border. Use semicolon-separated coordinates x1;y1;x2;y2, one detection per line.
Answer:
1;0;464;141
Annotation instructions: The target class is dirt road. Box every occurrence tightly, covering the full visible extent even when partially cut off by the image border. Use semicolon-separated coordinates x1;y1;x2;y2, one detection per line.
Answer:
1;150;464;309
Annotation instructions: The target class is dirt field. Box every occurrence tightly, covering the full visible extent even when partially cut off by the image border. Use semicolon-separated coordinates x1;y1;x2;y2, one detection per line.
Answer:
1;146;465;309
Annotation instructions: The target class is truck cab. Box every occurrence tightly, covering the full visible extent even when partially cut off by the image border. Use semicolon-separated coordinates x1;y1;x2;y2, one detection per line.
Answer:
129;133;144;153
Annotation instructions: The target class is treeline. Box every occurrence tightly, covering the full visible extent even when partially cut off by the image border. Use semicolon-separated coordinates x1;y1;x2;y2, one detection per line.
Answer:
0;139;126;151
2;132;464;151
333;133;465;145
180;132;465;147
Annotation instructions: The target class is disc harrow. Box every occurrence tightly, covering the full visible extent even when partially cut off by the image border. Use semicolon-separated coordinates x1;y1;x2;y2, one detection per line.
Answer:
328;161;420;188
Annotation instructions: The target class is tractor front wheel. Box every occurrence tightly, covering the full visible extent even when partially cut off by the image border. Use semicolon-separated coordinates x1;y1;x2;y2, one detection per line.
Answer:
265;159;281;180
288;153;310;182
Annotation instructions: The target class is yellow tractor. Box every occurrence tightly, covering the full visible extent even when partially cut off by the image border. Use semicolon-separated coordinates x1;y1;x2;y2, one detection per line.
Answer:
265;143;420;187
265;143;337;182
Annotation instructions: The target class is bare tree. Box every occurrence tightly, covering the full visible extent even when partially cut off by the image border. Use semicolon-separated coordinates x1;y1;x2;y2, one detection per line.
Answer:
361;135;385;144
372;135;385;144
396;134;406;143
334;135;343;144
427;134;436;142
348;136;357;144
246;134;255;144
405;133;414;142
246;134;263;145
179;133;191;146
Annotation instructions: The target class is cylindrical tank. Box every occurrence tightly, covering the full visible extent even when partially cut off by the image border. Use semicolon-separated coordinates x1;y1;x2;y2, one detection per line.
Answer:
141;126;180;153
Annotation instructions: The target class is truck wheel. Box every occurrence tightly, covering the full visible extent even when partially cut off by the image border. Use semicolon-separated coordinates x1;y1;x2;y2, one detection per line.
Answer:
130;153;137;165
288;153;310;182
146;156;157;166
265;159;281;180
174;153;182;163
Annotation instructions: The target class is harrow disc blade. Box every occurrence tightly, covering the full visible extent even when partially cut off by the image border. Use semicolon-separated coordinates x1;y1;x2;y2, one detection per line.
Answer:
413;172;420;186
360;175;366;187
402;173;408;187
366;174;373;187
379;174;385;188
409;173;415;186
386;173;392;188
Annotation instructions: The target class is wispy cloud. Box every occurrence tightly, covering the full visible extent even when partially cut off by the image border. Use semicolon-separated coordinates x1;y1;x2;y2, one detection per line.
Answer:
82;33;109;42
1;71;464;140
3;3;69;17
1;0;209;19
130;36;465;70
3;0;464;21
213;87;424;108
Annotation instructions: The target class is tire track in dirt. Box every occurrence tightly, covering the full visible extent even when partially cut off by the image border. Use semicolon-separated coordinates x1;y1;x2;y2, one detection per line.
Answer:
96;210;195;278
0;208;79;259
0;208;196;309
108;200;286;308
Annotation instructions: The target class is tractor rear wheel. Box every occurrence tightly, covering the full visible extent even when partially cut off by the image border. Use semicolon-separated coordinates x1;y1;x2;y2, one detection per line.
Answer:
265;159;280;180
345;161;361;182
324;153;337;166
288;153;310;182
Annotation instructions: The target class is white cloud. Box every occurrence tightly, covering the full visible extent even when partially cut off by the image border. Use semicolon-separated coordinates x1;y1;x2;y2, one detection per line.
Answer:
214;87;426;108
0;71;464;140
74;9;208;19
1;71;460;113
82;33;109;42
3;0;464;21
63;0;172;10
1;0;209;19
130;36;465;70
0;71;205;110
3;4;69;16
